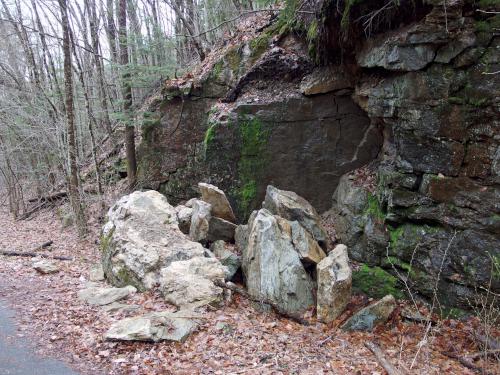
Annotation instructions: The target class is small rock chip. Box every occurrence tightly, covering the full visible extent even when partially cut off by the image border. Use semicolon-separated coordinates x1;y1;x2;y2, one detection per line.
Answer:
89;263;105;282
32;259;60;274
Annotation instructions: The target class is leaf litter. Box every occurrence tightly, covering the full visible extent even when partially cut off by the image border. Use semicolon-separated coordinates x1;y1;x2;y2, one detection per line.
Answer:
0;205;498;374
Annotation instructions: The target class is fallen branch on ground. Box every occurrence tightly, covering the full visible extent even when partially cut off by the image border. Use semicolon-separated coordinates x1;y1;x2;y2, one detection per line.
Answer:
18;200;54;220
441;351;493;375
28;191;68;203
475;333;500;350
36;241;53;250
364;341;405;375
467;349;500;360
0;251;72;261
215;280;309;325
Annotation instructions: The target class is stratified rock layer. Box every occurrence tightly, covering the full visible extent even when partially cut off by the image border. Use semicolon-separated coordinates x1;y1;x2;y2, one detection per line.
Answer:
135;0;499;310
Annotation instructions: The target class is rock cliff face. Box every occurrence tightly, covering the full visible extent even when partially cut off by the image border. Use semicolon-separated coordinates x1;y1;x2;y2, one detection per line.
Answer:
137;0;499;309
137;35;382;219
333;0;499;309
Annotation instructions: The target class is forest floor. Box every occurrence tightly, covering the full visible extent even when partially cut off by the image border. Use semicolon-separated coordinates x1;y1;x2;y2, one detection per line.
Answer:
0;204;498;375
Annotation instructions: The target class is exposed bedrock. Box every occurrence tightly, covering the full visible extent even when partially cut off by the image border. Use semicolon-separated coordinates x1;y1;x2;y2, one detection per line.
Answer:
137;40;382;221
135;0;499;310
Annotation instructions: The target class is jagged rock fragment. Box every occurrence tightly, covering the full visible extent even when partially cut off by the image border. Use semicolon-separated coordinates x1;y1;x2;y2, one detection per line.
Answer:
198;182;236;223
207;217;237;242
105;312;198;342
175;205;193;234
242;209;315;316
189;199;212;243
210;240;241;280
290;221;326;264
316;244;352;323
78;285;136;306
263;185;331;250
341;294;396;331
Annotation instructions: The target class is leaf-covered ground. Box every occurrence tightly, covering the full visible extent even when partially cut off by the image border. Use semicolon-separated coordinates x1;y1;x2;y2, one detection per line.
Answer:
0;205;498;374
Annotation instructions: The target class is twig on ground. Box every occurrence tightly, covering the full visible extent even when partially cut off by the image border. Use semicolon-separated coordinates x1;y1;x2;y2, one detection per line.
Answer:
364;341;405;375
0;251;72;261
467;349;500;360
441;351;493;375
475;333;500;350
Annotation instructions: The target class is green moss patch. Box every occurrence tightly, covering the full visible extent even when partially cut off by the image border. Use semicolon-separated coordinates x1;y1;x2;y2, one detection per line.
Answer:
365;193;386;221
352;264;404;299
203;122;217;150
235;116;269;219
99;227;115;253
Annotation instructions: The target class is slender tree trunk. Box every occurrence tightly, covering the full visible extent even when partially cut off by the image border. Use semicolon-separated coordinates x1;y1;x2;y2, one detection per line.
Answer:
69;26;105;215
148;0;162;65
106;0;118;63
118;0;137;189
167;0;206;61
31;0;66;115
59;0;86;236
86;0;113;136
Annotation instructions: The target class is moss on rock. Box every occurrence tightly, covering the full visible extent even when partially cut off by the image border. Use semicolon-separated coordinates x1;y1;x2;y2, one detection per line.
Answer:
234;116;270;219
352;264;404;299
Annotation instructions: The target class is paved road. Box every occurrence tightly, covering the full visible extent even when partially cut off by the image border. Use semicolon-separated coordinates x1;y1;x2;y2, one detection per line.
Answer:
0;300;78;375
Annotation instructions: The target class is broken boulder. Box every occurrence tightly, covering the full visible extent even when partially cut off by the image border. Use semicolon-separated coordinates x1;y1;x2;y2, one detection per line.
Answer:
316;244;352;323
105;312;198;342
242;209;315;316
341;294;396;331
78;285;136;306
198;182;237;223
159;257;228;308
101;191;205;291
263;185;331;251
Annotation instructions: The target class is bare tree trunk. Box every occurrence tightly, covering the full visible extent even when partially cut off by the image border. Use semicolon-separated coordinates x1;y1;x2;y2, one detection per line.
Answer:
31;0;66;115
86;0;113;136
166;0;206;61
70;26;105;215
148;0;163;65
106;0;118;63
118;0;137;189
59;0;86;236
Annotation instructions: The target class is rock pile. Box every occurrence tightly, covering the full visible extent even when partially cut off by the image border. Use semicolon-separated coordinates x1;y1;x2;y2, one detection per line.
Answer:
100;190;231;311
238;185;352;322
98;184;397;342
